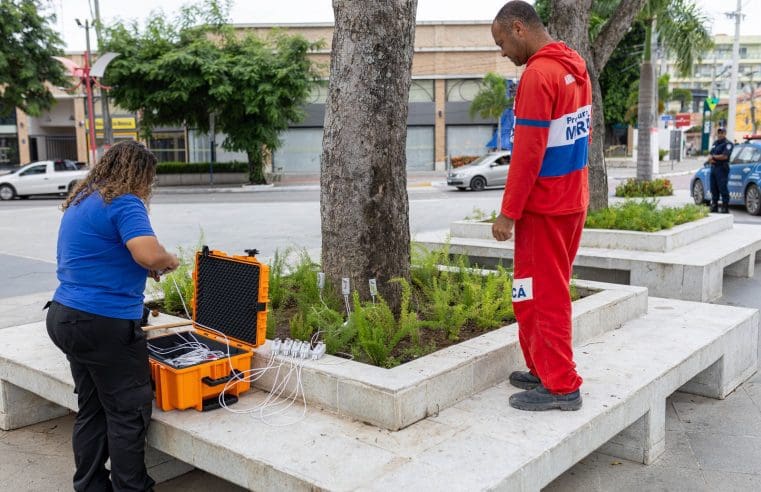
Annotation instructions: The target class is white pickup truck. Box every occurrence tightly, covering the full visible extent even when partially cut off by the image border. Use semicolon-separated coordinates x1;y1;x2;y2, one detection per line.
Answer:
0;160;88;200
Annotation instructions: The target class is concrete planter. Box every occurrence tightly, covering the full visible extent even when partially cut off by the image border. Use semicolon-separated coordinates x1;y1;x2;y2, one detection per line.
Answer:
450;214;733;252
249;280;648;430
155;172;248;187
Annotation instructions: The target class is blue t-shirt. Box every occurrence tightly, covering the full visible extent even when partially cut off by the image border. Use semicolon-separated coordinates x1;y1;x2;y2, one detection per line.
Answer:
53;192;155;320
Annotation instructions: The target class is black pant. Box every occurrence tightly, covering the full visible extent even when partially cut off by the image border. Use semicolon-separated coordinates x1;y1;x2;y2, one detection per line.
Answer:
46;301;155;492
710;163;730;206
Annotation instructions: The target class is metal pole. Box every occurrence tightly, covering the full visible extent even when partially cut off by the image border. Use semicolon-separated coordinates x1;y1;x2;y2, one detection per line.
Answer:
93;0;113;147
209;113;215;186
83;21;97;166
727;0;742;142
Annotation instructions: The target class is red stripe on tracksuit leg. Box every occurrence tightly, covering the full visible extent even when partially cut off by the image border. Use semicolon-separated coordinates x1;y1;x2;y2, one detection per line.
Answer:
513;210;586;394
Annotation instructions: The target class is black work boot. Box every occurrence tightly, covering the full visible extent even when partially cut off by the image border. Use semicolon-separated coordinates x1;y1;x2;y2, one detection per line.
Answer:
710;203;719;213
509;371;541;390
509;385;582;411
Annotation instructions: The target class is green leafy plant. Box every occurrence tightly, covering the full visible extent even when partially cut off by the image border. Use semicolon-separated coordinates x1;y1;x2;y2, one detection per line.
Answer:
463;207;498;222
585;199;709;232
351;278;420;368
615;178;673;197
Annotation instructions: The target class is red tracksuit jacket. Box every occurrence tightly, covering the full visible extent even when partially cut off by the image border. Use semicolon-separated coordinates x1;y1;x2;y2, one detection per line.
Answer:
501;42;591;220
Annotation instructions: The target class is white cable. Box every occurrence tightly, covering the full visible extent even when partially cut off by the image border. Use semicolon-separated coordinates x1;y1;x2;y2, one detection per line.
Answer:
162;261;310;424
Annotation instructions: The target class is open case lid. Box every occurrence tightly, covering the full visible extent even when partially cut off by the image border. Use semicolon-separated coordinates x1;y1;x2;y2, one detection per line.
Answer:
192;246;269;347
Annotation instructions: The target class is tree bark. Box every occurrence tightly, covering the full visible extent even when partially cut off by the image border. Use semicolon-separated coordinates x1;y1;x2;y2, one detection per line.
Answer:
636;60;656;181
549;0;649;211
320;0;417;311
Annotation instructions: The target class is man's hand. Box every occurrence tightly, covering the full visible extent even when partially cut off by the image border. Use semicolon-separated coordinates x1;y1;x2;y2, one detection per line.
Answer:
492;214;514;241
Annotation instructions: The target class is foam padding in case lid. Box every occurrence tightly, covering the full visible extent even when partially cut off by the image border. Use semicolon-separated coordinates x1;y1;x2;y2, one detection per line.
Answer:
194;253;265;346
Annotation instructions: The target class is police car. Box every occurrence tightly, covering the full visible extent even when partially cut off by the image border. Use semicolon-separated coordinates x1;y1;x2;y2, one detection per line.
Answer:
690;134;761;215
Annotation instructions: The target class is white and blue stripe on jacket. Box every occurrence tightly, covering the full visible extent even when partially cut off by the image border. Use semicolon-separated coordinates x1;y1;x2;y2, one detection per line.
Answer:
515;104;591;177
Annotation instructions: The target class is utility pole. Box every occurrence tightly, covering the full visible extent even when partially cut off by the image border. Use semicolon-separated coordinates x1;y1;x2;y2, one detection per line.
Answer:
76;19;97;167
93;0;113;148
727;0;743;142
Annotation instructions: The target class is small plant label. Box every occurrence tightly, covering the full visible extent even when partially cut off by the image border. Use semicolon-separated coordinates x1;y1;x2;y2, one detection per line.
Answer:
342;277;351;296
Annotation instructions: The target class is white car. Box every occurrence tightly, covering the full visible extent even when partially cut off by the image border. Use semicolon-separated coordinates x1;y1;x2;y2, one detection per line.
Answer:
446;151;511;191
0;160;88;200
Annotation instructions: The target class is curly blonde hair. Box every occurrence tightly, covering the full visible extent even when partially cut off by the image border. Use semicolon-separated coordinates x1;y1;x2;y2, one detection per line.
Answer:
61;140;158;211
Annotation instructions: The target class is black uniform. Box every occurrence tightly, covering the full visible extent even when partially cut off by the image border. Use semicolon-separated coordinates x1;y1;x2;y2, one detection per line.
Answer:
709;136;733;210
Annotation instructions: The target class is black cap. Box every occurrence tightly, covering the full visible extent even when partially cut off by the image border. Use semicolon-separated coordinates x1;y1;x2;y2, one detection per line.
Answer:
717;127;726;132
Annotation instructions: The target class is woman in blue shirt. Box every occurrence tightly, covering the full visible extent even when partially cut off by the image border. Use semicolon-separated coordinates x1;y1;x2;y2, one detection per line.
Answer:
47;140;179;492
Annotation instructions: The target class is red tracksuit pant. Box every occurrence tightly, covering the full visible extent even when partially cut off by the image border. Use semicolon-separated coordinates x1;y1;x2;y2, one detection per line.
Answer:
512;210;586;394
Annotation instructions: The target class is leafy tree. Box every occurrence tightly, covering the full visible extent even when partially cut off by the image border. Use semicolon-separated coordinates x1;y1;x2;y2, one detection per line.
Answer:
0;0;68;116
599;23;646;125
469;72;513;150
102;1;319;183
635;0;712;181
626;74;693;124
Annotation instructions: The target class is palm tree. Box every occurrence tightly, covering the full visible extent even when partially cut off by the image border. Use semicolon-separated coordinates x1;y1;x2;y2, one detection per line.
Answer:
469;72;513;151
636;0;712;181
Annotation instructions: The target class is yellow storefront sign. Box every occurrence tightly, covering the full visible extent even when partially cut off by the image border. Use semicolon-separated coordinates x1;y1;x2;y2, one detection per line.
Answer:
85;117;136;130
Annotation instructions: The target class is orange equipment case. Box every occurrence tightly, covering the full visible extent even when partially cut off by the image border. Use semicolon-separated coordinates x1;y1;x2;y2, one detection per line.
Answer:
148;246;269;411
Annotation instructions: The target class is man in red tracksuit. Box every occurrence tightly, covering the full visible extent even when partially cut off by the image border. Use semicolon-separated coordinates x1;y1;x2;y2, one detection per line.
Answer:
491;1;590;411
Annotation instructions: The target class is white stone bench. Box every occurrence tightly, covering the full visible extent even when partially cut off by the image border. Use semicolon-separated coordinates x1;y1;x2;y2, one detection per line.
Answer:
418;215;761;302
1;297;757;490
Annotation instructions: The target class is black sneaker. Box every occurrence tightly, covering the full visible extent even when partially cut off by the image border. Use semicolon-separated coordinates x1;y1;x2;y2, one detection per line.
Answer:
719;206;729;214
710;204;719;213
509;371;541;390
509;385;582;411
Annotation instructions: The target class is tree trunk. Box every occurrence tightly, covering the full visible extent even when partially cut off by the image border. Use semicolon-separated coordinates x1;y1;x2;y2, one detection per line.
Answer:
246;149;266;184
587;64;608;211
320;0;416;311
636;17;657;181
497;118;502;151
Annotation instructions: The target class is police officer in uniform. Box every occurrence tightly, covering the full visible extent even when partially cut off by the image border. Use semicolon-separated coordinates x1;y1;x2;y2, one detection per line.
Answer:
709;127;733;213
708;127;733;214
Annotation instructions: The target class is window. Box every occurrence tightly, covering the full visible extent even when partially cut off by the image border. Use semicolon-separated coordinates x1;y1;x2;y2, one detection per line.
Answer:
409;80;434;102
20;165;47;176
446;79;483;102
732;146;755;164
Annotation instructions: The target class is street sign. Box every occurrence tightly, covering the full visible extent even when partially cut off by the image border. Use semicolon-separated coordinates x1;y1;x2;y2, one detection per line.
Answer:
675;113;691;128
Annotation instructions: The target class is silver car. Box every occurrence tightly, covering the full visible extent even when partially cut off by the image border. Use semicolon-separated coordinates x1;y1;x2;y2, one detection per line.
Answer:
446;151;511;191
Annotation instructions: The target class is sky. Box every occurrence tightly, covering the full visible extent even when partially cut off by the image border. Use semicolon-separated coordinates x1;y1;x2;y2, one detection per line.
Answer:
52;0;761;53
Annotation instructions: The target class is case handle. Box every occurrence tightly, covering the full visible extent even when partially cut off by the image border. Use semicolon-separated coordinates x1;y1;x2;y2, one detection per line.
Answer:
202;369;242;387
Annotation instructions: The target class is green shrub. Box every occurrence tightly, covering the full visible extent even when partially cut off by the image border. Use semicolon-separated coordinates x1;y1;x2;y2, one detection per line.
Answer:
264;244;571;368
658;149;668;161
155;161;249;174
463;207;498;221
586;200;709;232
615;178;673;197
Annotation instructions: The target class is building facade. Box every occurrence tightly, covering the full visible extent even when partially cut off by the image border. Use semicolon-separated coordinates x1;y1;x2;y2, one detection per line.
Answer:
8;21;520;171
667;35;761;108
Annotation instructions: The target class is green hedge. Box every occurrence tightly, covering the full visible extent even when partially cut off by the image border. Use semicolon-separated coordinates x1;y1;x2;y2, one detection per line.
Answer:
155;161;249;174
615;178;673;197
585;200;709;232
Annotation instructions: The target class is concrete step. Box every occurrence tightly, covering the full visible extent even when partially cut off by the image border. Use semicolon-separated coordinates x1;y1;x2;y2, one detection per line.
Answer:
1;298;757;491
416;223;761;302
